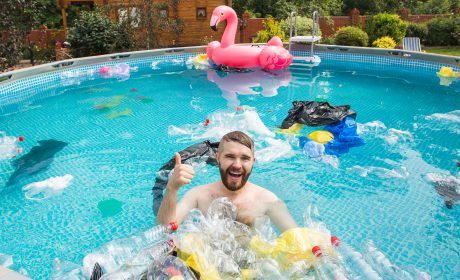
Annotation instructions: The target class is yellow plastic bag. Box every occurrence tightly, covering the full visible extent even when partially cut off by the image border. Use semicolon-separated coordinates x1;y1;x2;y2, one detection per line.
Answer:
250;227;334;269
176;233;222;280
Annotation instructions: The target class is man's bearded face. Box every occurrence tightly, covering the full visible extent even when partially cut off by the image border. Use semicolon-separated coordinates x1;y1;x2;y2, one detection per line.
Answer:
217;141;255;191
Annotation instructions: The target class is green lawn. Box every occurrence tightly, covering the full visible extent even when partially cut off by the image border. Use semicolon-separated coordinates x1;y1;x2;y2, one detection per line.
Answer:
424;47;460;56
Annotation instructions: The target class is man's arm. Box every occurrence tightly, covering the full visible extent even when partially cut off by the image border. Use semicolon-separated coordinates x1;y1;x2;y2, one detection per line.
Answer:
266;199;298;233
156;153;196;224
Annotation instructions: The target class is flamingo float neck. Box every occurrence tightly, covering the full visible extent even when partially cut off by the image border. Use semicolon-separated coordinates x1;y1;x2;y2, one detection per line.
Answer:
220;9;238;48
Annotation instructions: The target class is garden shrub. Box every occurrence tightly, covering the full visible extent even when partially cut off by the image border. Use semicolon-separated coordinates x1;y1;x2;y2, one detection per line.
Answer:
0;35;22;71
253;17;286;43
68;9;134;57
334;26;368;47
280;16;322;37
372;36;396;49
405;22;428;43
365;13;407;44
321;37;335;45
425;16;460;46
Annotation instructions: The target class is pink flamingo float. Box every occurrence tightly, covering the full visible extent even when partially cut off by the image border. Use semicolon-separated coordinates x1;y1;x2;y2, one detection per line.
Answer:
207;5;293;70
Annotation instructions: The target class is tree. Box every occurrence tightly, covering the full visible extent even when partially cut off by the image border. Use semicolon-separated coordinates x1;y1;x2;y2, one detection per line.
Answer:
305;0;344;16
68;9;134;57
0;0;45;71
415;0;454;14
103;0;184;49
342;0;383;14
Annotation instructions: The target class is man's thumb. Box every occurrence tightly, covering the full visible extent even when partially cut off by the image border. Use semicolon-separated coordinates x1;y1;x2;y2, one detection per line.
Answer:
175;152;182;166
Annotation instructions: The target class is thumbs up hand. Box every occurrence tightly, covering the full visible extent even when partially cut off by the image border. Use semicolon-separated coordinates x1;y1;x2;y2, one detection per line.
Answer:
167;153;195;191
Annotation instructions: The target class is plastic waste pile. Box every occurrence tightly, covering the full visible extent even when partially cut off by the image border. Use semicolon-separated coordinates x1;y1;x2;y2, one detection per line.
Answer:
0;131;23;160
52;222;179;279
52;199;430;280
299;116;365;159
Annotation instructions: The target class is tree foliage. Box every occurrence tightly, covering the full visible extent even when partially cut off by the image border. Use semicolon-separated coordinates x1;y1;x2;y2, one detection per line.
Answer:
0;0;46;71
103;0;184;49
372;36;397;48
234;0;460;17
334;26;369;46
68;9;134;57
280;16;322;37
233;0;343;19
365;13;407;44
425;16;460;46
252;17;286;43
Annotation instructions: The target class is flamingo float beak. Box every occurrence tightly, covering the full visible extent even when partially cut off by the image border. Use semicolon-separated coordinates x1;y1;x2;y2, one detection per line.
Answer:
210;15;219;31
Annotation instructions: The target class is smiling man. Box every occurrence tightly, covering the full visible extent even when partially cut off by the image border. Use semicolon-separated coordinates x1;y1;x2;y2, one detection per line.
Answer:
156;131;297;233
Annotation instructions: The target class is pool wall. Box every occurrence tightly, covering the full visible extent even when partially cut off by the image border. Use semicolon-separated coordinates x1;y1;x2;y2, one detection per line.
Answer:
0;44;459;114
1;44;459;83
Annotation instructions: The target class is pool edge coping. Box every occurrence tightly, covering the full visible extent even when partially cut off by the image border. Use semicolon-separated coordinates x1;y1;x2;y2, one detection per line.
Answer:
1;44;459;85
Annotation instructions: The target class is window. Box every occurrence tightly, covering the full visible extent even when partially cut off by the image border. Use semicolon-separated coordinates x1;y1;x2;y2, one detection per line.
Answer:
160;8;168;17
118;7;140;28
196;7;206;18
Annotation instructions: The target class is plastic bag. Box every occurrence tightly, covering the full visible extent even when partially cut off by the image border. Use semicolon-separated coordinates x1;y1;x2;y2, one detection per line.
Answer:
152;140;219;214
280;101;356;128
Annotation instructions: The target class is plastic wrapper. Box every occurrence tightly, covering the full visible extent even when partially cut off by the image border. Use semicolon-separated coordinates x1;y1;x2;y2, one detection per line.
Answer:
147;255;197;280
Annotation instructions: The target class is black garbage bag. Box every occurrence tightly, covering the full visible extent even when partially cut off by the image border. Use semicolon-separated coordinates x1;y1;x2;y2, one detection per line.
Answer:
90;263;103;280
280;101;356;128
152;140;220;214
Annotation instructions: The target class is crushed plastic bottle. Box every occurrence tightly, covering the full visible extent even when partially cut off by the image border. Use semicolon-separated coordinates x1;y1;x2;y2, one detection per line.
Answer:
147;255;197;280
100;239;174;280
83;222;178;275
303;204;330;235
0;252;13;268
206;197;237;221
363;241;412;280
51;258;86;280
0;131;22;160
312;246;349;280
330;236;382;280
249;258;286;280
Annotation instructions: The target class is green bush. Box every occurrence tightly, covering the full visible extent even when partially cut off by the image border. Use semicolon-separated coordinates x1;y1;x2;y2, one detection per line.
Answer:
68;10;134;57
253;17;286;43
0;35;22;71
425;16;460;46
279;16;322;38
372;36;396;49
321;37;335;45
405;22;428;43
334;26;369;47
365;13;407;44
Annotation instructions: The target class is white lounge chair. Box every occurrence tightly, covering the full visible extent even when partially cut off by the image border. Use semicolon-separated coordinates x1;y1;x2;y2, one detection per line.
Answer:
403;37;422;52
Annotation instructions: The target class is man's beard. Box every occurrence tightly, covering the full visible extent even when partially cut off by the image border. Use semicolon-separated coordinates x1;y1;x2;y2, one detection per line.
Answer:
219;165;252;191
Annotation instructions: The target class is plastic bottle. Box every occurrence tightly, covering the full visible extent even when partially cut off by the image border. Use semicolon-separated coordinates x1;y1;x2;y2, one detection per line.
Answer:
330;236;382;280
143;221;179;244
311;246;349;280
84;222;178;275
363;241;412;280
100;239;175;280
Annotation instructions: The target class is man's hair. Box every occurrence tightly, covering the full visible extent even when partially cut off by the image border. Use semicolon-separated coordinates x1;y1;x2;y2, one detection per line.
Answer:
218;131;254;153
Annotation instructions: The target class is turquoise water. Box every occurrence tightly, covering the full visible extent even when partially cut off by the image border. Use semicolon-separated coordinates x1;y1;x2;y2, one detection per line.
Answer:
0;55;459;279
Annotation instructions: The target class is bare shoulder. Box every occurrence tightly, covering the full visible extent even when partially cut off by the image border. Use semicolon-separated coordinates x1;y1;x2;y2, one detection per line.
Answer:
249;182;279;201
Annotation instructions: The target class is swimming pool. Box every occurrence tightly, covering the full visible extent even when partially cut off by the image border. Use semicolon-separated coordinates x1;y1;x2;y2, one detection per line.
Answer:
0;48;459;279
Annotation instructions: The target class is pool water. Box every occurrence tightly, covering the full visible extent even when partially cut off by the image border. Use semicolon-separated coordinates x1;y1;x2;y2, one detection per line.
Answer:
0;54;459;279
